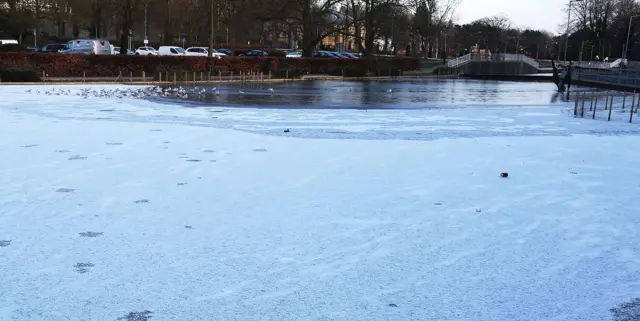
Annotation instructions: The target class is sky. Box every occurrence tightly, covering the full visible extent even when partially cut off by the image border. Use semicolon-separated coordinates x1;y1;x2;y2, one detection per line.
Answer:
456;0;565;34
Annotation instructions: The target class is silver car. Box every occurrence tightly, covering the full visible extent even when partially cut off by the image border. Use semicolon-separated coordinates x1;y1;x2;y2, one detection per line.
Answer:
60;39;111;55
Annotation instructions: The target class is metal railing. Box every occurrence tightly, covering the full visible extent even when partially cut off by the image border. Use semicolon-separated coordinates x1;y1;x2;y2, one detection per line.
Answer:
574;58;623;69
447;53;540;69
575;68;640;88
447;54;471;68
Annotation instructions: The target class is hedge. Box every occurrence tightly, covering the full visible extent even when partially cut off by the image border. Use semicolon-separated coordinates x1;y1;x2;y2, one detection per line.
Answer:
0;68;41;82
0;44;28;52
0;53;421;78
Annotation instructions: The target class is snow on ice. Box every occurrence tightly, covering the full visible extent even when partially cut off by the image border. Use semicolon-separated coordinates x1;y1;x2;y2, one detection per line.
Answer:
0;83;639;321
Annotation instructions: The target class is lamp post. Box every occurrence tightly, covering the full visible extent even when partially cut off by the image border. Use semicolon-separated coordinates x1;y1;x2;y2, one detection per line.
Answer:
564;0;583;62
624;15;640;62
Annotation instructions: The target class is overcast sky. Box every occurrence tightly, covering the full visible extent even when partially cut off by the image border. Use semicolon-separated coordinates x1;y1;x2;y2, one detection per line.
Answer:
456;0;565;33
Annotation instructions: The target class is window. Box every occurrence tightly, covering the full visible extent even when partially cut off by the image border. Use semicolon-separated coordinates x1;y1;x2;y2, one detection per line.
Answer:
170;48;178;54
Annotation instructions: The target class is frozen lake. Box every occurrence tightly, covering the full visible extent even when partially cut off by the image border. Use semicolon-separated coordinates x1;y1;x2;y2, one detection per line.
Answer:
154;78;579;109
1;82;639;321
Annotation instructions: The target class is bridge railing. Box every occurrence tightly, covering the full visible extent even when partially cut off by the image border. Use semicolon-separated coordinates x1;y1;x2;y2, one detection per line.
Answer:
447;53;540;69
574;58;623;69
575;68;640;87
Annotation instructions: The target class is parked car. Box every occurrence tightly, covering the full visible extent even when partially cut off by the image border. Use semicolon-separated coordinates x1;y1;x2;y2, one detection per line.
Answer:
217;49;233;56
158;46;185;56
243;49;268;56
40;43;66;53
341;52;360;59
135;46;158;55
60;39;111;55
285;51;302;58
314;51;335;58
113;47;134;55
26;46;40;52
184;47;226;58
0;39;18;45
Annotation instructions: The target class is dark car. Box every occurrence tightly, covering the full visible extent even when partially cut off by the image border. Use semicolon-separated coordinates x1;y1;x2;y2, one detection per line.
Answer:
41;44;66;53
314;51;335;58
244;49;268;56
218;49;233;56
26;46;40;52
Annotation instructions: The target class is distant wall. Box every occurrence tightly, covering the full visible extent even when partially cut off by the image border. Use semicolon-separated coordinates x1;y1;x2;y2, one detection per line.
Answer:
459;61;539;75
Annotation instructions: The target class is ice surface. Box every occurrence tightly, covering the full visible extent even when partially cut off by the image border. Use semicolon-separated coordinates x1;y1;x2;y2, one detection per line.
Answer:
0;84;639;321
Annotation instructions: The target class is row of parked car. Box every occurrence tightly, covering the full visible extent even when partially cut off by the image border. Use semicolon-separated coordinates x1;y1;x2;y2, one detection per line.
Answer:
17;38;361;59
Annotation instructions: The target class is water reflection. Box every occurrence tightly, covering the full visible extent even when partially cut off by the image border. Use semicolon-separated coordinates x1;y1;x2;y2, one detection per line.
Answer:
152;78;580;109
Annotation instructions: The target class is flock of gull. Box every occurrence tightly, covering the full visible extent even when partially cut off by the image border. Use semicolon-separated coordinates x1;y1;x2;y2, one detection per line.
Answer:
25;86;278;100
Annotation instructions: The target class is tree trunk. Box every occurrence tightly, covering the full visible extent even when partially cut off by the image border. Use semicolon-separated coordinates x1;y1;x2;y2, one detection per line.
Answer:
208;0;214;57
120;0;133;54
163;0;172;45
35;0;40;45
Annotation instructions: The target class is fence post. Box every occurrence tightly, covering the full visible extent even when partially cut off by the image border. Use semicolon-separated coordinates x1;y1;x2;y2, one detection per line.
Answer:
129;72;132;83
589;92;595;111
609;92;614;111
173;72;176;84
142;71;146;82
592;95;597;119
159;72;162;83
608;98;614;121
622;93;627;112
219;70;222;82
632;91;637;114
574;93;579;116
631;101;635;123
604;92;609;110
581;95;586;118
200;71;203;82
286;69;289;79
83;71;86;83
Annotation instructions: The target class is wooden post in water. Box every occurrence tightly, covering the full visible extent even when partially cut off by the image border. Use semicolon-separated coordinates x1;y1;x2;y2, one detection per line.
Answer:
609;93;614;111
608;98;614;121
631;102;635;123
593;95;598;119
604;92;609;110
589;92;595;111
581;95;586;118
632;91;637;114
574;93;580;116
622;93;627;112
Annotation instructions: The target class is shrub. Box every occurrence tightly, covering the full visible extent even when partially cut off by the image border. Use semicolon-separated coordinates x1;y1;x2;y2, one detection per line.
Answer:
0;68;41;82
0;44;28;52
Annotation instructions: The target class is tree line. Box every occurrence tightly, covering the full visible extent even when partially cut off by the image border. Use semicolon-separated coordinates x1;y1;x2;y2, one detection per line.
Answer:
1;0;638;60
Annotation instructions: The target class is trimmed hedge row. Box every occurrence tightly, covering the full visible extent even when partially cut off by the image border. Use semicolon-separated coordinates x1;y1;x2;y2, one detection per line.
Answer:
0;68;41;82
0;53;421;78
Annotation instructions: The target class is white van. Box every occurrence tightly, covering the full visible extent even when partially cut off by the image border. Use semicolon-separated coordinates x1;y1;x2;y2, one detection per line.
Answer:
60;39;111;55
0;39;19;45
158;46;185;56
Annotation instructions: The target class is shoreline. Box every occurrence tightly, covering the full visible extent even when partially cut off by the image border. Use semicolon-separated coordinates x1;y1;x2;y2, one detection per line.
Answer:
0;74;457;85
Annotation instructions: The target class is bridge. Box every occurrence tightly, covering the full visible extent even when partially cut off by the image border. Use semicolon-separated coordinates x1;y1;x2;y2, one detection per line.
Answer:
445;53;624;75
